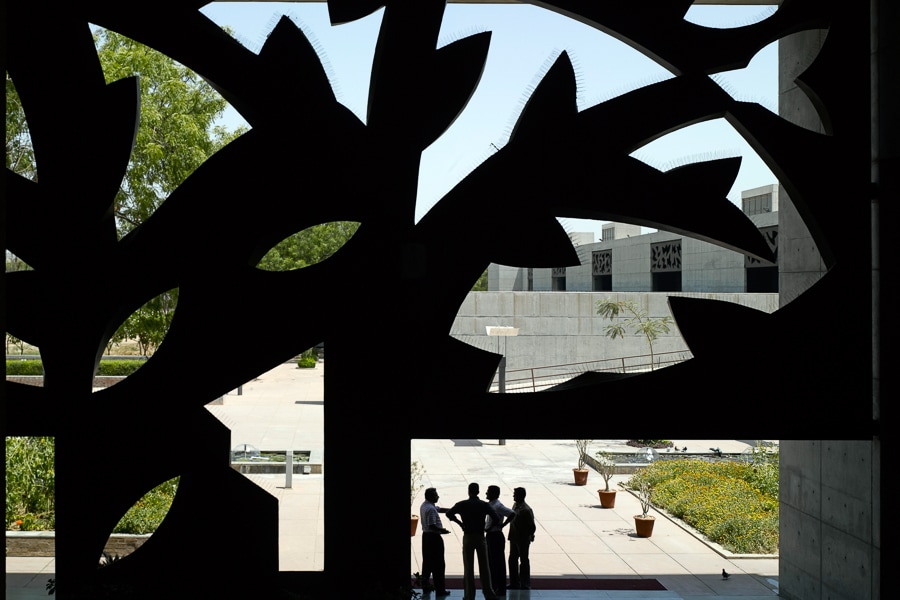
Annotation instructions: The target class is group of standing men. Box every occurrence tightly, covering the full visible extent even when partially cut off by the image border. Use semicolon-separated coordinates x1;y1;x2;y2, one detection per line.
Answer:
419;482;536;598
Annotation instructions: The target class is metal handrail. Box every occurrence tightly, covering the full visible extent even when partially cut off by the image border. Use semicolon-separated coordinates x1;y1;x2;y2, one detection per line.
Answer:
488;350;693;393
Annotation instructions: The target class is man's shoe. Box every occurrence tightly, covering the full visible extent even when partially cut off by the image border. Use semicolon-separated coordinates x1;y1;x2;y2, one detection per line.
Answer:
435;590;451;597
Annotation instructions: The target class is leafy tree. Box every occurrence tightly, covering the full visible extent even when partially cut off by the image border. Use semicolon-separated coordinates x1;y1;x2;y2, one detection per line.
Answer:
596;298;674;370
7;30;246;355
92;29;246;235
119;290;178;356
6;333;27;355
256;221;360;271
96;28;246;353
5;251;32;272
5;74;35;180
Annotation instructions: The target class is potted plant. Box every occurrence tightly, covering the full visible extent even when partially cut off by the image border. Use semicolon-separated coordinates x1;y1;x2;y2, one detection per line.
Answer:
573;439;592;485
410;461;425;536
595;450;617;508
633;481;655;537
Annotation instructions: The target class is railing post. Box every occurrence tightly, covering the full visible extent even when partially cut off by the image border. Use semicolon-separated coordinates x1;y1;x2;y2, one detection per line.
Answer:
285;450;293;489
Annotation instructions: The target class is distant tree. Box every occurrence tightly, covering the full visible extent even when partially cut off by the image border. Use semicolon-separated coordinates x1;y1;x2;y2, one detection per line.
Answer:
256;221;360;271
596;298;674;370
119;290;178;356
5;251;32;273
471;268;489;291
5;249;31;352
5;74;36;181
6;333;27;355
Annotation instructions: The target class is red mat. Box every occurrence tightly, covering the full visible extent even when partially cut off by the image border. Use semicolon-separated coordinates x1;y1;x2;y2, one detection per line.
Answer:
438;578;666;591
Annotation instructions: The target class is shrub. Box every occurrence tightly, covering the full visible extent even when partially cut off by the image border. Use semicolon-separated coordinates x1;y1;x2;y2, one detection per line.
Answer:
627;440;672;449
625;454;778;554
112;478;180;534
6;437;56;530
297;348;318;368
6;438;176;535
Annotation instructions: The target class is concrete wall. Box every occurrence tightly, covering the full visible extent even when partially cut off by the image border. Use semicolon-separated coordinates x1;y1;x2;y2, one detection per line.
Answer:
779;441;879;600
451;291;778;375
777;27;828;307
777;24;880;600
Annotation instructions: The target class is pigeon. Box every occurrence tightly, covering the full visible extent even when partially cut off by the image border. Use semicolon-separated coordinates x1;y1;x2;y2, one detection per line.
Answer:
710;447;722;457
674;446;680;452
682;447;688;452
722;569;730;580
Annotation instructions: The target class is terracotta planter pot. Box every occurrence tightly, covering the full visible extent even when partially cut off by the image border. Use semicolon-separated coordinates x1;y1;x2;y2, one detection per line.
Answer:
410;515;419;536
573;468;589;486
634;515;655;537
598;489;617;508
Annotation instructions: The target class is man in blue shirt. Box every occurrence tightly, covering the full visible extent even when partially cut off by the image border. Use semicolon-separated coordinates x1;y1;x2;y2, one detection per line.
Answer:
447;483;500;600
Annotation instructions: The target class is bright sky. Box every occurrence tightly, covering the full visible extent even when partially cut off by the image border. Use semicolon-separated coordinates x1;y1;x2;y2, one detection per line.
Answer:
200;2;779;241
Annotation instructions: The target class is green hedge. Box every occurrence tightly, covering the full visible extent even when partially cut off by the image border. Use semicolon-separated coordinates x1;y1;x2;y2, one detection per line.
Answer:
97;360;146;376
5;359;145;376
5;360;44;375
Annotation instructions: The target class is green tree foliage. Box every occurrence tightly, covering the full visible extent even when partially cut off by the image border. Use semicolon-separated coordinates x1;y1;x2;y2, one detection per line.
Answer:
6;437;176;534
93;29;245;235
471;268;489;291
256;221;361;271
596;298;674;370
5;75;35;180
6;334;27;355
118;290;178;356
5;252;32;272
7;30;246;356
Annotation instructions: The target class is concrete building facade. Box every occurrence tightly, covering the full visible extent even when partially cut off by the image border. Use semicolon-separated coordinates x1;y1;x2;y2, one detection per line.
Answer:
490;184;780;295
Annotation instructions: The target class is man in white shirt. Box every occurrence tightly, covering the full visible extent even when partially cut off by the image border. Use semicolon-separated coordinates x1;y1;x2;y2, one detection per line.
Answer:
420;488;452;596
484;485;515;596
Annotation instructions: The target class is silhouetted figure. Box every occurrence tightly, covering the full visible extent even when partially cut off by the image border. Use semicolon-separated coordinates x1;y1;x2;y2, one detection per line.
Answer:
507;487;536;590
722;568;730;580
420;488;452;596
447;483;500;600
484;485;515;596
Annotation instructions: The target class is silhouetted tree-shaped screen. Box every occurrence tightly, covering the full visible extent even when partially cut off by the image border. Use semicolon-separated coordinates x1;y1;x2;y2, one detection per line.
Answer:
4;1;872;596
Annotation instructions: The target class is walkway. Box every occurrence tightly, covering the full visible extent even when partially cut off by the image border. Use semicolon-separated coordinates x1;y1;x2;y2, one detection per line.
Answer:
6;361;778;599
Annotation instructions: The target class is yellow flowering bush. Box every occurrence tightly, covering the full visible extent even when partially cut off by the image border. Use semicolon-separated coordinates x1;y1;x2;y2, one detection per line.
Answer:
626;455;778;554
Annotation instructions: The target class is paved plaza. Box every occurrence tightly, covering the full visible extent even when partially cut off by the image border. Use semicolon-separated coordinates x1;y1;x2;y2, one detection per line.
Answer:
7;361;778;599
